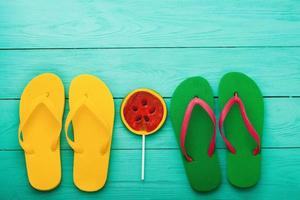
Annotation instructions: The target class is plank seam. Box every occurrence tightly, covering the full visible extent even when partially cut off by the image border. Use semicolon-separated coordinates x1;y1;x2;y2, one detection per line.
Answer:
1;46;300;51
1;147;300;151
0;96;299;101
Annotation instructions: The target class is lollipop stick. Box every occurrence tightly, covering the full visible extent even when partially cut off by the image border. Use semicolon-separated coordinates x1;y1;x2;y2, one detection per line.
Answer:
141;135;145;181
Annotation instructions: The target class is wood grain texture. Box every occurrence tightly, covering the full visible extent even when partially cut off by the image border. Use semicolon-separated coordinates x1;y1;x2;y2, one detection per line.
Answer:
0;149;299;200
1;98;300;150
0;48;300;98
0;0;300;48
1;0;300;199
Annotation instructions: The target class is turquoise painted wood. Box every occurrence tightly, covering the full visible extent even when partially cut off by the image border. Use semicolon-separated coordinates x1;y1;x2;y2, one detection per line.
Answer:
0;0;300;199
0;49;300;98
0;0;300;48
1;149;300;199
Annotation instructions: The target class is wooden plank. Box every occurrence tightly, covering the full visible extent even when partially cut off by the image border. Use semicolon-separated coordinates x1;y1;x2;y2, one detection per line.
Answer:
0;48;300;98
0;149;299;199
1;98;299;150
1;0;300;48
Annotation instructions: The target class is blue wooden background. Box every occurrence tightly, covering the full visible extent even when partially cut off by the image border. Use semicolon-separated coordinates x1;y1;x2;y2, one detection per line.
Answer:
0;1;300;199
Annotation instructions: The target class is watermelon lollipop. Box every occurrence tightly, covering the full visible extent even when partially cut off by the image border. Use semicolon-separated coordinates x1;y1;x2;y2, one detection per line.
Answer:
121;88;167;180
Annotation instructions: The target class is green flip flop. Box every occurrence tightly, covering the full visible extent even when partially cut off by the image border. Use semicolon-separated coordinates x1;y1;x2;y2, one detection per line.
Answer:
218;72;264;188
170;77;221;192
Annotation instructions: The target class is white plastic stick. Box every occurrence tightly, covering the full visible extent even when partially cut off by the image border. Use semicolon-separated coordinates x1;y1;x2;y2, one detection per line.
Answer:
141;135;145;181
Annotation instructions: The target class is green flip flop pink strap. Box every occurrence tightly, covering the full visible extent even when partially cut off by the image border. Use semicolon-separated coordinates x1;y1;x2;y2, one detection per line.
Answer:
170;76;221;192
218;72;264;188
180;97;217;162
219;92;261;155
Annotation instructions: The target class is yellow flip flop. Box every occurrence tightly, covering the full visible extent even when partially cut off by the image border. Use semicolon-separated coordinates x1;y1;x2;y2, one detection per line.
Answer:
18;73;64;191
64;74;115;192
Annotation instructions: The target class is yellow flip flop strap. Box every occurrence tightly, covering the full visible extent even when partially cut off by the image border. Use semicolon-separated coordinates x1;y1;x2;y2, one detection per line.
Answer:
64;95;111;154
18;93;62;154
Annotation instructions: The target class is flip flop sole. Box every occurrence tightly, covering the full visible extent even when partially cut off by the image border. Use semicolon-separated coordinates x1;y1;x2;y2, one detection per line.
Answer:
69;75;114;192
20;73;64;191
170;77;221;192
219;72;264;188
